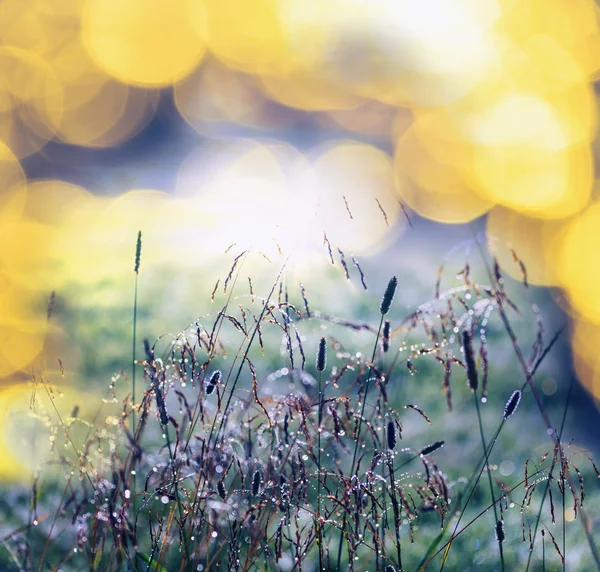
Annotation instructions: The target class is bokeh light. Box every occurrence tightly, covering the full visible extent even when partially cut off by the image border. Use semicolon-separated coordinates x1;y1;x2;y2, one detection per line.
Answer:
556;202;600;323
0;0;599;457
81;0;207;86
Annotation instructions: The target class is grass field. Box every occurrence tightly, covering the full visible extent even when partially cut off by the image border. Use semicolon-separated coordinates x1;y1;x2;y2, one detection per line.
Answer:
1;230;598;572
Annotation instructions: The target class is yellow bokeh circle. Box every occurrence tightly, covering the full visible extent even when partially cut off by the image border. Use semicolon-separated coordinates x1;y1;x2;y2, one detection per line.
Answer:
81;0;206;86
556;202;600;323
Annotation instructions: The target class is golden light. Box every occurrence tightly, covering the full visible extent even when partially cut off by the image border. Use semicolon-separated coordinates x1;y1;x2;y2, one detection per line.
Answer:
0;141;26;199
323;101;404;141
258;69;362;111
81;0;207;86
0;279;47;377
499;0;600;78
394;120;495;223
311;141;404;254
0;46;62;158
201;0;290;75
58;84;159;148
174;61;290;136
279;0;501;107
571;316;600;400
0;383;108;480
0;0;598;447
0;0;81;59
556;202;600;324
486;206;568;286
56;79;129;146
438;91;594;218
177;141;319;262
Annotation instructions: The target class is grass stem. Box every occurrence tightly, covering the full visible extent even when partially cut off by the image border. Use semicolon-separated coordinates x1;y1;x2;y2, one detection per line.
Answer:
474;391;504;571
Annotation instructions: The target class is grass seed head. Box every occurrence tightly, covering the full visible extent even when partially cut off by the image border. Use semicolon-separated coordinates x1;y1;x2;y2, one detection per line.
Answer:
206;370;222;394
462;329;478;392
420;441;445;457
252;470;261;496
380;276;398;315
496;519;505;544
383;320;391;353
387;420;397;450
317;337;327;372
134;230;142;273
503;390;522;420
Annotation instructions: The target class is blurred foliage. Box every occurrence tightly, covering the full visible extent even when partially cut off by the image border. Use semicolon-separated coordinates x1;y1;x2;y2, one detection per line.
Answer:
0;0;599;506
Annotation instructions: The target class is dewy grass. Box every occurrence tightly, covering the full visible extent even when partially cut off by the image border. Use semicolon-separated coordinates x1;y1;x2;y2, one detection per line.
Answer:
316;336;326;572
132;230;142;524
337;275;397;570
5;246;600;572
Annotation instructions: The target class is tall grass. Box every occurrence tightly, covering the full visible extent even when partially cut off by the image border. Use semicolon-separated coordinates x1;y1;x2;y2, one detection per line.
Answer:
2;239;600;572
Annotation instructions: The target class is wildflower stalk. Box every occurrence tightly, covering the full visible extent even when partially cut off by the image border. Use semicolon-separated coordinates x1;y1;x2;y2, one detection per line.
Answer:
474;391;504;571
316;337;327;572
543;530;546;572
562;461;566;572
132;231;141;524
386;426;402;571
470;227;600;569
336;315;383;570
438;325;564;570
338;276;397;569
421;462;555;570
525;379;573;572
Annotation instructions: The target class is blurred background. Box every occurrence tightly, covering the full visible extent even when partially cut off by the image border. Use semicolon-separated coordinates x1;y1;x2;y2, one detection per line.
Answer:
1;0;600;481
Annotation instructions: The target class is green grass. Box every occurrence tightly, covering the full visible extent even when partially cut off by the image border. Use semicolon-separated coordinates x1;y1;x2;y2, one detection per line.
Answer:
1;240;599;572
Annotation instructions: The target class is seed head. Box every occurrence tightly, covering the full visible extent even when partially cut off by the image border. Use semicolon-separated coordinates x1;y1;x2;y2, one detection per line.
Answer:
134;231;142;274
382;320;391;353
387;420;397;450
217;480;227;500
380;276;398;315
420;441;445;457
206;370;222;395
155;388;169;426
316;337;327;372
462;329;478;392
495;519;505;544
252;470;261;496
503;390;522;420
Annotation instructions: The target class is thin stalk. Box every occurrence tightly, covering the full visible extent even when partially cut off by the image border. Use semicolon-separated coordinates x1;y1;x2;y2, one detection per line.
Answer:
337;315;385;570
386;451;402;571
317;366;324;572
419;463;555;571
437;324;563;570
543;531;546;572
474;391;504;571
470;225;600;569
132;271;139;527
381;451;388;572
132;231;141;528
438;423;503;570
562;473;566;572
525;379;573;571
183;258;287;557
350;315;385;474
